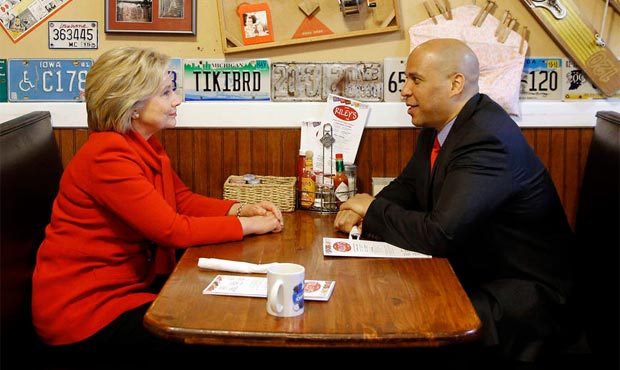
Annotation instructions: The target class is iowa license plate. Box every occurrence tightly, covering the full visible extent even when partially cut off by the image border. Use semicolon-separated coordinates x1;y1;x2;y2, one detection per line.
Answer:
520;58;562;100
8;59;93;102
183;59;270;101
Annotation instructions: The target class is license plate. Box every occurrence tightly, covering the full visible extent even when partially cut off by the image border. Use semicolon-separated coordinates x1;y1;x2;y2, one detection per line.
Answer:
562;58;620;100
383;57;406;102
48;21;98;49
0;59;7;102
271;62;323;101
520;57;562;100
8;58;93;102
168;58;184;100
183;59;270;101
322;62;383;101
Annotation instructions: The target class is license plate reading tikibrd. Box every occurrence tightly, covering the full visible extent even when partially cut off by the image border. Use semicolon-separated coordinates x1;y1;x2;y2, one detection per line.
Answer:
8;59;93;102
520;57;562;100
183;59;270;101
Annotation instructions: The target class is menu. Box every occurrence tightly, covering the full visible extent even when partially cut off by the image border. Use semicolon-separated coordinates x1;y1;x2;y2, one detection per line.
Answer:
323;237;431;259
203;275;336;301
304;94;370;175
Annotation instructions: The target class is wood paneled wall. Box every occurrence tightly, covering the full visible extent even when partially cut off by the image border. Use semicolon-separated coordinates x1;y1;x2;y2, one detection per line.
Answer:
53;127;593;228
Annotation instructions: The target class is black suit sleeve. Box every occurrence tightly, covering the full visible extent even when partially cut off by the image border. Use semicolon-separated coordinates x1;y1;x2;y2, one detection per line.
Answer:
364;131;515;257
373;157;421;210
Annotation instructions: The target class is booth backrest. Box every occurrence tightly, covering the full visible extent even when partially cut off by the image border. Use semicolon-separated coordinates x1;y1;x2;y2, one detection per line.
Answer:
0;111;63;361
574;110;619;366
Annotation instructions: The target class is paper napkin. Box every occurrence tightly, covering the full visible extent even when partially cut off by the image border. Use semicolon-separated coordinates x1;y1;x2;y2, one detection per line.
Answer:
197;258;279;274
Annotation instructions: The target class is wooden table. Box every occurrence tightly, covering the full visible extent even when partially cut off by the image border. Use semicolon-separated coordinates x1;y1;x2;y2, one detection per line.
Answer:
144;211;481;348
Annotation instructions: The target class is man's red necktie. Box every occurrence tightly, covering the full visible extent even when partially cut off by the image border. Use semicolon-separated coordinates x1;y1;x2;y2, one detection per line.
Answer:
430;136;441;172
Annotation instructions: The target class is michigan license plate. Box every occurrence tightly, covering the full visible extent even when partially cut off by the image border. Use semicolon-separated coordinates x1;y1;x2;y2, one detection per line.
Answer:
183;59;270;101
8;58;93;101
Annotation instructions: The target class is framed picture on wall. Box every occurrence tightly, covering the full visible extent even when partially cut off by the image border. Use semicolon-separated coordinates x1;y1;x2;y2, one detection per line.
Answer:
105;0;196;34
238;2;274;45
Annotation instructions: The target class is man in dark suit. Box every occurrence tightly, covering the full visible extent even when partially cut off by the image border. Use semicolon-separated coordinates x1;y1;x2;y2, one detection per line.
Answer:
334;38;578;366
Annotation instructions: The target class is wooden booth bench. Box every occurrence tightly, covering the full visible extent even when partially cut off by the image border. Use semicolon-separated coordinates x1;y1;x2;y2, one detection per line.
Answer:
0;111;63;367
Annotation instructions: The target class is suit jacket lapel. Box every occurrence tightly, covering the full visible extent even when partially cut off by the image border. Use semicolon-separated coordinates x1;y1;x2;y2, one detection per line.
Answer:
428;93;483;207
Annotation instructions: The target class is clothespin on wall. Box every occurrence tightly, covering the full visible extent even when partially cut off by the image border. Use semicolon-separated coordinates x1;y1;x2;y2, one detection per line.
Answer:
519;26;530;55
443;0;453;20
472;0;496;27
495;10;509;37
423;1;438;24
433;0;446;18
430;0;451;20
498;17;517;43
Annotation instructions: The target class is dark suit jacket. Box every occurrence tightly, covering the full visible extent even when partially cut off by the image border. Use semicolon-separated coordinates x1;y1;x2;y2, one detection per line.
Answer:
363;94;576;361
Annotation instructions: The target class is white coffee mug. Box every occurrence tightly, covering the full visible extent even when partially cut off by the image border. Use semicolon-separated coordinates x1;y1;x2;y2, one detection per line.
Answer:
266;263;305;317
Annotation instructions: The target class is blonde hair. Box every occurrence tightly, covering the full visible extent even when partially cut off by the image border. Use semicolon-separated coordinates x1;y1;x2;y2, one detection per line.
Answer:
85;47;170;133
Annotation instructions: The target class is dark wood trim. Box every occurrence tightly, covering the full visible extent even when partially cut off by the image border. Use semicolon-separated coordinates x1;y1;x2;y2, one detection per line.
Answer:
53;127;593;228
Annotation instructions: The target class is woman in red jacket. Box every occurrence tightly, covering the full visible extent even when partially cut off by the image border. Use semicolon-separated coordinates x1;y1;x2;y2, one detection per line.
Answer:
32;47;283;353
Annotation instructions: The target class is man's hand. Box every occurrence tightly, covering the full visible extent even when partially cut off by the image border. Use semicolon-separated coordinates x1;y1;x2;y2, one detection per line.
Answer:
339;193;375;218
334;209;362;234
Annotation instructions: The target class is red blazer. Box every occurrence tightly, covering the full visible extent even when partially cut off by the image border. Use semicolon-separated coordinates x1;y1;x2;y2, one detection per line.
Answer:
32;130;242;345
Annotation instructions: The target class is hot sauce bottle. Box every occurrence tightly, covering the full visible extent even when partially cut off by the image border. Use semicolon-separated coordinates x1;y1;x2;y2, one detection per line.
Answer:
300;150;316;209
333;153;349;204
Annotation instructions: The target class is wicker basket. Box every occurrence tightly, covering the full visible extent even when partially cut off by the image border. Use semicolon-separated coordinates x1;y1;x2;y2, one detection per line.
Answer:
223;175;297;212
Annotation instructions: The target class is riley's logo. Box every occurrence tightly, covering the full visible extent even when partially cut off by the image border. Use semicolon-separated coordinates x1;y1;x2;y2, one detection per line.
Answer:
333;105;358;121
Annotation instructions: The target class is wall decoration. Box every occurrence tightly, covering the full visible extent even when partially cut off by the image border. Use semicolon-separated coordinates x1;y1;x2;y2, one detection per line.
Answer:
271;62;383;102
520;57;563;100
562;58;620;100
183;59;271;101
7;58;93;101
105;0;195;34
0;59;7;102
217;0;400;54
48;21;98;49
238;2;273;46
383;57;406;102
1;0;73;43
520;0;619;96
